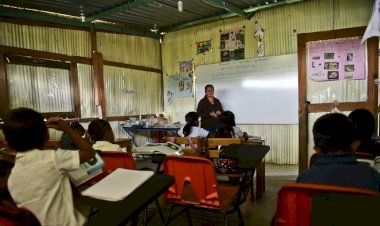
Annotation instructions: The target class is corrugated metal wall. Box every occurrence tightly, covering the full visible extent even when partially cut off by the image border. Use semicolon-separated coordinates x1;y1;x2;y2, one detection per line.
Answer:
103;65;162;116
0;22;91;57
97;32;161;68
0;23;163;144
6;64;72;112
161;0;374;164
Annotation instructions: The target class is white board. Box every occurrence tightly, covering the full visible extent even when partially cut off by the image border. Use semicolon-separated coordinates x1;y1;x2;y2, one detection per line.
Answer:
195;54;298;124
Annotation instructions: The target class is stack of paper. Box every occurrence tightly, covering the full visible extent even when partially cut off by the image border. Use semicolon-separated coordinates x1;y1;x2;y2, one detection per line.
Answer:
81;168;154;201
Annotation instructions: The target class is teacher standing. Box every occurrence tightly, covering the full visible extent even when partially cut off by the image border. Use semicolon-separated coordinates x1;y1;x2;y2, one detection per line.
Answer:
197;84;224;132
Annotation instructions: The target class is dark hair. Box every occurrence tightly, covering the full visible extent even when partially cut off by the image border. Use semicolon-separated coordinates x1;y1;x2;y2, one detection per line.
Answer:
2;108;48;152
88;119;113;142
216;111;236;138
313;113;355;154
69;122;85;136
204;84;214;92
348;109;375;143
183;112;199;137
60;122;86;150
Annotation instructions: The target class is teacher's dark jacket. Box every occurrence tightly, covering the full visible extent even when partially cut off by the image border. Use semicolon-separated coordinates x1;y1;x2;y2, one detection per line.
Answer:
197;96;223;132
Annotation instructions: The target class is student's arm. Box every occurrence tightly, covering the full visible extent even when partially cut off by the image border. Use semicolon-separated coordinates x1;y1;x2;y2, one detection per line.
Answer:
46;117;95;163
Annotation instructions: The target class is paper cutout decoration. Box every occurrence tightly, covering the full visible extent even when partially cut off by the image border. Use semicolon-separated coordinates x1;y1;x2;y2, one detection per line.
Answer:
362;0;380;43
196;40;212;54
254;21;265;57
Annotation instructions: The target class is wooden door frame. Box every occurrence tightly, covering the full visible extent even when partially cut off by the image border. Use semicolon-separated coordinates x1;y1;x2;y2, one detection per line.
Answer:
298;27;378;172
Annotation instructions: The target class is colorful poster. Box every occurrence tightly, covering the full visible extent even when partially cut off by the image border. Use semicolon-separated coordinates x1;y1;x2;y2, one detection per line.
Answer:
308;39;366;81
167;72;193;99
196;40;212;54
179;60;193;73
220;28;245;62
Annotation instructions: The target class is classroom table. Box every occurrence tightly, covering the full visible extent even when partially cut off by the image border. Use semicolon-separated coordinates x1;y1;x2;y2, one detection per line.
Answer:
122;125;181;146
82;174;174;226
244;138;267;199
217;143;270;216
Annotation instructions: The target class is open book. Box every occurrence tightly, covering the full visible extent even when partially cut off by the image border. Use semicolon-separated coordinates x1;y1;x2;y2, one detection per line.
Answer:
81;168;154;201
133;142;183;155
58;150;105;187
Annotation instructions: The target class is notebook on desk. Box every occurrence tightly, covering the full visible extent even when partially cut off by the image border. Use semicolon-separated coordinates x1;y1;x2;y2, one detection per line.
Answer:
81;168;154;201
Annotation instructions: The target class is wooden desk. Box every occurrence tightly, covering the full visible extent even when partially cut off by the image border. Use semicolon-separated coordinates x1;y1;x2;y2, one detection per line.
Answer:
82;174;174;226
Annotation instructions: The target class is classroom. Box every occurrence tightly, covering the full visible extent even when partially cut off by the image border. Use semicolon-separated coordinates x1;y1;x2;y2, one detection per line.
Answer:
0;0;379;225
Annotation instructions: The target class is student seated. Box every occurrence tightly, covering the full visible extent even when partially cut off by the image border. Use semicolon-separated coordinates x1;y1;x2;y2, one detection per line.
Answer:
3;107;95;225
178;112;210;138
348;108;380;157
216;111;247;140
60;121;87;150
88;119;122;151
297;113;380;192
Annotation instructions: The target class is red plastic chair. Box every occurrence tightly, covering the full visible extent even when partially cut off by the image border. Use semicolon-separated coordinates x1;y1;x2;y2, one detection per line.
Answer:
100;151;136;172
86;151;136;184
273;183;377;226
0;199;40;226
163;155;243;226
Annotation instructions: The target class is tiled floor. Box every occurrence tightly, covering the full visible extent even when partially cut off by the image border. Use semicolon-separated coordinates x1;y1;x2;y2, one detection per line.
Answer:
120;163;299;226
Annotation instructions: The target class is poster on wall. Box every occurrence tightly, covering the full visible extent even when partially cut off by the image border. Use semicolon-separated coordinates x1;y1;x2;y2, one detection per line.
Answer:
220;27;245;62
196;40;212;54
179;60;193;72
308;39;366;81
167;72;193;100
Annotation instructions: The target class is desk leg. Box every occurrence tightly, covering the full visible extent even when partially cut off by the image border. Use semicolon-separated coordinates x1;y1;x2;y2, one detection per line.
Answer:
126;130;138;147
153;131;160;143
244;191;251;217
256;160;265;199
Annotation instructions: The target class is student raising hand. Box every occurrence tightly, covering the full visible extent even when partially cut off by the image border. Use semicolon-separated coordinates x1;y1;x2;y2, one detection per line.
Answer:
46;117;95;163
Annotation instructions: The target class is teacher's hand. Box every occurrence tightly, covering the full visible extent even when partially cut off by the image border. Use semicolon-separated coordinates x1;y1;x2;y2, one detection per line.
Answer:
215;110;222;115
210;111;217;117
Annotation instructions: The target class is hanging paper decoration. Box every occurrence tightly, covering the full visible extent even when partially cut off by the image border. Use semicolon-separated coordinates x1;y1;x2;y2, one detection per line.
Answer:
362;0;380;43
179;60;193;73
308;39;366;82
220;27;245;62
254;21;265;57
196;40;212;54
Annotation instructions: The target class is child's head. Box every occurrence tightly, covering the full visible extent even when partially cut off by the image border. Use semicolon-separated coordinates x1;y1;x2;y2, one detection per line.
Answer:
183;112;199;137
88;119;114;142
313;113;355;154
185;111;199;127
69;122;85;136
2;108;48;152
219;111;236;128
348;109;375;142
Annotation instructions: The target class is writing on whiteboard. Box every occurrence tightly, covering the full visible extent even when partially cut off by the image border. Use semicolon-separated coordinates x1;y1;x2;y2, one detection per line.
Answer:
195;54;298;124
